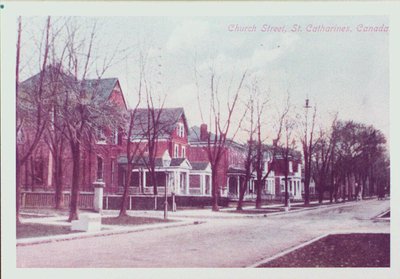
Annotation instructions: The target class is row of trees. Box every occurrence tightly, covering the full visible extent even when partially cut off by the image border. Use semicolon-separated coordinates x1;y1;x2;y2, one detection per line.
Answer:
234;90;389;210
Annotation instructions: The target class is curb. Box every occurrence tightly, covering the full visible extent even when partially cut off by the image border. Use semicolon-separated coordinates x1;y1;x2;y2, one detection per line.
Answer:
246;233;330;268
263;200;361;217
170;199;374;219
17;219;205;247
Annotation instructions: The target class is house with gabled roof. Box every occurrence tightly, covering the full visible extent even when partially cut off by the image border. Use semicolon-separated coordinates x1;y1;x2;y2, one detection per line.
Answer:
18;66;128;195
114;107;212;197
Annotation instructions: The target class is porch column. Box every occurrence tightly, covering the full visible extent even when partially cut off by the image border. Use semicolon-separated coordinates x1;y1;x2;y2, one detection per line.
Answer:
208;175;212;196
186;172;189;195
175;171;179;194
143;170;146;191
237;175;240;197
165;173;169;194
201;174;206;195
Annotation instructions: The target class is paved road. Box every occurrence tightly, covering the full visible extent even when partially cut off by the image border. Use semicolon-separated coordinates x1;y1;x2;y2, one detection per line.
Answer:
17;199;389;267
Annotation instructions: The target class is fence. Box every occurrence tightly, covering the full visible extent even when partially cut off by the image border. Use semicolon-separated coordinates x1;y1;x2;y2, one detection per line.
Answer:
20;191;228;210
21;191;94;209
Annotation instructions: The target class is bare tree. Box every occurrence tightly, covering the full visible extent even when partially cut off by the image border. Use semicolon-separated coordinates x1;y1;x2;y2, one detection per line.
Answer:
43;63;68;209
301;99;317;205
273;96;296;208
118;55;145;217
16;17;52;223
137;92;167;211
118;108;144;217
313;121;336;204
253;94;289;209
236;95;255;211
47;20;125;221
195;65;247;211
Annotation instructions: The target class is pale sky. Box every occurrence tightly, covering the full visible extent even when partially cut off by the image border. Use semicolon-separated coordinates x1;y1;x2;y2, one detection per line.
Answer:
20;16;389;144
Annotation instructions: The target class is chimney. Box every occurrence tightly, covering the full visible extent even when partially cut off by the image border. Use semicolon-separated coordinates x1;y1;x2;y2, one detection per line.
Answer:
200;124;208;141
273;139;278;146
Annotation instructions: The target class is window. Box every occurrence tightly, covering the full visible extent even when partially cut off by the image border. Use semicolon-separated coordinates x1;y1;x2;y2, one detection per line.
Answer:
33;158;44;185
182;146;186;158
289;161;293;173
174;144;179;158
113;129;123;145
110;159;115;185
118;165;126;186
177;123;184;138
97;156;104;181
96;128;106;144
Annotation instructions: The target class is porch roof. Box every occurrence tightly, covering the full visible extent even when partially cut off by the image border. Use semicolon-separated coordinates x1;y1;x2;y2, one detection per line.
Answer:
117;156;191;169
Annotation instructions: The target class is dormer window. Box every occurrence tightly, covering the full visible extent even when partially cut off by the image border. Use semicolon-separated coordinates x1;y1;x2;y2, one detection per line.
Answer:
96;128;106;144
113;128;123;145
162;150;171;166
177;123;184;138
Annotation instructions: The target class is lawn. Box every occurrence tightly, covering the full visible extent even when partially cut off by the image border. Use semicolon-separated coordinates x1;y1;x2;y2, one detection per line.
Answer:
101;215;174;226
17;223;76;239
259;233;390;267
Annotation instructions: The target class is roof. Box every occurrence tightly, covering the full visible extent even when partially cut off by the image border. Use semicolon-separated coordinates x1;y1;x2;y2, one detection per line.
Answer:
117;156;190;168
129;107;188;140
227;167;246;174
191;162;210;171
81;78;119;103
20;66;124;105
189;126;245;150
170;158;186;167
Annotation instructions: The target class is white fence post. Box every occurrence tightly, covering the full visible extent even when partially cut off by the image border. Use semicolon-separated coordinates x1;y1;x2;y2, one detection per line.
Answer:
93;181;105;212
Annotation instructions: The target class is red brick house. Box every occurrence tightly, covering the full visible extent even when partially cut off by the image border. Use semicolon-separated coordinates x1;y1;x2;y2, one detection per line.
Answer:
269;149;303;200
115;107;211;197
18;69;128;196
188;124;253;198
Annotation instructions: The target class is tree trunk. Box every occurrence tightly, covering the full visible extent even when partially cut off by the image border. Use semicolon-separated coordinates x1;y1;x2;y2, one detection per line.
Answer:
318;185;323;204
54;152;64;209
255;174;263;209
211;169;219;211
119;163;132;217
284;176;289;207
16;157;21;224
303;154;311;205
236;178;246;211
151;170;158;210
68;143;80;222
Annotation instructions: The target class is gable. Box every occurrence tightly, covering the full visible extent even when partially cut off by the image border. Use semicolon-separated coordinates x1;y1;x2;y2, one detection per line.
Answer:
109;81;127;110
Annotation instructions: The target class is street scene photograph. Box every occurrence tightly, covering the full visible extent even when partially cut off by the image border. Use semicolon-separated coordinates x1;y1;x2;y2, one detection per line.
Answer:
2;4;394;276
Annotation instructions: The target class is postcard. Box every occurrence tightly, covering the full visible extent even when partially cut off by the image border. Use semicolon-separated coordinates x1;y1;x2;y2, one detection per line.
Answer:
1;1;399;279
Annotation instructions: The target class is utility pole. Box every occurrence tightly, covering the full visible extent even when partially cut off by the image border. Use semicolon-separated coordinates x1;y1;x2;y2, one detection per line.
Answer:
303;98;312;205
